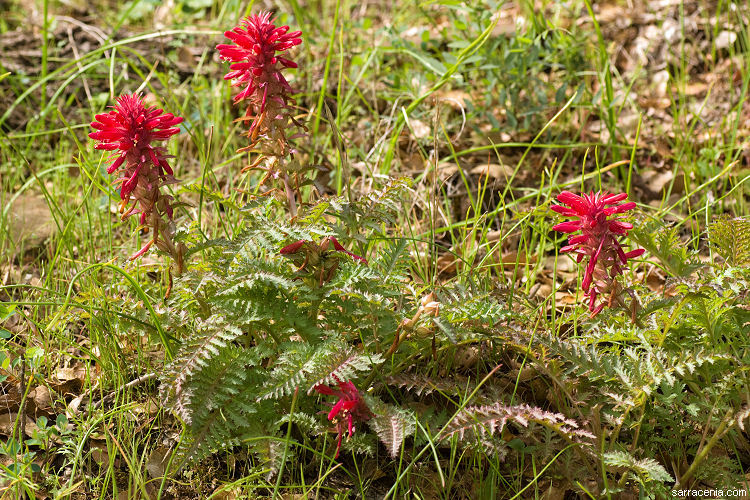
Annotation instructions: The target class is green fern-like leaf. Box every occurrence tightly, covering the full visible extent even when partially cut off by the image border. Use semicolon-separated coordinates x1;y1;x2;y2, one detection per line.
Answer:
603;450;673;483
305;345;382;394
171;347;270;464
359;176;412;226
629;220;701;276
431;287;510;343
708;215;750;267
366;399;415;458
340;431;378;457
539;332;734;402
260;340;371;400
376;237;411;281
161;315;244;423
276;411;326;435
259;343;317;401
296;199;330;225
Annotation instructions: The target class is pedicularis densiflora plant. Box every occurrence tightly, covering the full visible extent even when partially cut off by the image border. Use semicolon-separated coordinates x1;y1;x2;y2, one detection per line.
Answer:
129;12;420;466
89;93;186;272
551;190;644;317
85;10;750;496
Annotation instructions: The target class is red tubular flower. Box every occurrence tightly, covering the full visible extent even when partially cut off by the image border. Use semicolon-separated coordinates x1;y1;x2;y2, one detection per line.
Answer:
314;379;372;458
329;238;368;264
551;191;645;316
280;237;367;284
279;239;306;256
217;12;302;142
89;93;185;267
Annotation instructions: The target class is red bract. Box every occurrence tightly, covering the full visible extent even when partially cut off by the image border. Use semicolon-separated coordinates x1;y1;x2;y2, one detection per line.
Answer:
89;93;185;266
217;12;302;143
314;379;372;458
551;191;645;316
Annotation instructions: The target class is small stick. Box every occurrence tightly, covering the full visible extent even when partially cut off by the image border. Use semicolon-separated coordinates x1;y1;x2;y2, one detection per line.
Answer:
79;372;158;414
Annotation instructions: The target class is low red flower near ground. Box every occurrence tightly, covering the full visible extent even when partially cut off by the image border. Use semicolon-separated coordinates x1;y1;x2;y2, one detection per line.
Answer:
551;191;645;316
90;93;186;270
314;379;372;458
280;237;367;284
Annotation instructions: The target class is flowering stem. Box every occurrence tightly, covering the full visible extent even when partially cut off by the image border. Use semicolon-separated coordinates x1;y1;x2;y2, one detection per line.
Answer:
283;172;298;218
551;190;644;316
218;13;304;214
89;93;185;269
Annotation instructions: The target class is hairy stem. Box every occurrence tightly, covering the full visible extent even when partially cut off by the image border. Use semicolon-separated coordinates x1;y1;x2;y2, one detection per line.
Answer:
676;409;733;487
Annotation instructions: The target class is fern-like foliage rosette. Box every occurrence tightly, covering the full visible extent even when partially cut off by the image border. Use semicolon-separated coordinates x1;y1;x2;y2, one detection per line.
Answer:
160;180;420;465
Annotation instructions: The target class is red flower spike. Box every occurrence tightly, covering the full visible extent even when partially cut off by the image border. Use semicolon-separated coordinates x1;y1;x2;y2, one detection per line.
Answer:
218;12;306;217
89;93;185;266
217;12;301;108
551;191;645;317
90;94;182;189
314;379;372;458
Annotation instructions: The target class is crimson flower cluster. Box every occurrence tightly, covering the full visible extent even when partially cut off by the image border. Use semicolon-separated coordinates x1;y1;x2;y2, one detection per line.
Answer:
280;237;367;263
552;191;644;316
89;93;185;270
218;12;304;215
314;379;372;458
218;12;302;149
218;12;301;106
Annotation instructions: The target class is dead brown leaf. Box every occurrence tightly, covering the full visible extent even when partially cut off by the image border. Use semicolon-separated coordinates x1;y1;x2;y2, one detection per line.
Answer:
146;446;172;480
7;194;56;249
29;385;53;417
0;412;37;438
469;163;513;181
